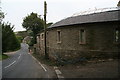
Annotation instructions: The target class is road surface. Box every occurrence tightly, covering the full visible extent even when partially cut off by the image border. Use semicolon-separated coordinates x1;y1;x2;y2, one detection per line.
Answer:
2;43;56;78
2;43;118;79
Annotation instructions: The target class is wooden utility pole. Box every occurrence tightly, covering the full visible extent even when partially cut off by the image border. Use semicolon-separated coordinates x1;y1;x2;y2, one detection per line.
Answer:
44;1;49;59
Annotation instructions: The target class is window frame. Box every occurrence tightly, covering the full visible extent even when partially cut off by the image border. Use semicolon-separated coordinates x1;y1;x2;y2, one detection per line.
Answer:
41;33;44;40
79;29;86;44
57;30;61;43
114;28;119;43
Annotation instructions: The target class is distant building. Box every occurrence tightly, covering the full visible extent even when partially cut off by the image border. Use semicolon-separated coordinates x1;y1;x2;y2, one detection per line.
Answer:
117;0;120;7
23;36;31;43
37;7;120;61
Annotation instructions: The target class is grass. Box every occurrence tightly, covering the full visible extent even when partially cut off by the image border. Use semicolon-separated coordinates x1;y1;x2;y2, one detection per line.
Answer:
0;54;9;61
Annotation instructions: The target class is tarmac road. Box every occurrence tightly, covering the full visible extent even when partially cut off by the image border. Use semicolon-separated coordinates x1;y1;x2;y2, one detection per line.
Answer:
2;43;55;78
3;43;118;79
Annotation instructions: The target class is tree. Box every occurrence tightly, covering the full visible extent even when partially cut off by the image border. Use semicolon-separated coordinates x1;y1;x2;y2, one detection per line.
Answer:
47;22;53;27
15;31;28;39
15;31;29;43
1;9;20;53
0;8;4;53
2;23;20;53
0;11;4;23
117;0;120;7
0;7;5;23
22;12;44;44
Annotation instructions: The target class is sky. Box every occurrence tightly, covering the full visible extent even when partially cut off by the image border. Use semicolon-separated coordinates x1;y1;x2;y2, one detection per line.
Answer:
1;0;119;32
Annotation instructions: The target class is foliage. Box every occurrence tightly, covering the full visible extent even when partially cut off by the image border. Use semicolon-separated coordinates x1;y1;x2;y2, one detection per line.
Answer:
2;22;20;53
47;22;53;27
0;8;4;55
0;8;5;23
22;12;44;44
15;31;28;39
117;1;120;7
28;37;34;46
22;12;53;45
0;54;9;60
16;35;23;43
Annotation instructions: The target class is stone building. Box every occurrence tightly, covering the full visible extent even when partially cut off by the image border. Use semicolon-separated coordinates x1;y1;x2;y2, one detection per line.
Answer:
37;7;120;62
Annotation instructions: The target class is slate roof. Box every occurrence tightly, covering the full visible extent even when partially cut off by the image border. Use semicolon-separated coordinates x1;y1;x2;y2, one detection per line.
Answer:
48;7;120;28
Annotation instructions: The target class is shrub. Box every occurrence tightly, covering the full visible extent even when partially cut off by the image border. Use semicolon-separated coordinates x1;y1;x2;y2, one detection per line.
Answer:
2;22;20;53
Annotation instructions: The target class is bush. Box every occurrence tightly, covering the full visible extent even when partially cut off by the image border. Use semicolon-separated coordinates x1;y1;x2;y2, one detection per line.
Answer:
16;35;23;43
0;54;9;60
28;38;34;46
2;23;20;53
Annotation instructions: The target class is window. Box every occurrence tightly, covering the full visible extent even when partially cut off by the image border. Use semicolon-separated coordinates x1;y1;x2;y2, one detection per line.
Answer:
41;33;44;40
41;33;44;46
57;30;61;43
47;31;49;35
115;28;119;42
79;29;86;44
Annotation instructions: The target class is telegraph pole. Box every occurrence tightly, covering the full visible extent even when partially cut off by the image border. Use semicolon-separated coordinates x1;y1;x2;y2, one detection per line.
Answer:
44;1;49;59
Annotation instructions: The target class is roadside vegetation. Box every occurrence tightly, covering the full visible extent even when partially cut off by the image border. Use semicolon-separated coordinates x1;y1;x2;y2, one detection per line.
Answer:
2;23;20;53
1;9;20;60
0;54;9;61
22;12;52;48
22;12;53;61
15;31;29;43
16;35;23;43
22;12;44;46
117;0;120;6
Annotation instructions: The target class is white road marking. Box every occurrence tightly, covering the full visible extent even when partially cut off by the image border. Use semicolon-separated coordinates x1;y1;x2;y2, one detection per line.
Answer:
4;61;16;69
58;75;64;78
31;55;37;61
38;62;47;72
54;66;64;78
31;55;47;72
55;70;62;75
18;54;21;59
54;66;58;69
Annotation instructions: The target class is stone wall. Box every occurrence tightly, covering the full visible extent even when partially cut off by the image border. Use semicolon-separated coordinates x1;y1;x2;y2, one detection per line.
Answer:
38;21;119;62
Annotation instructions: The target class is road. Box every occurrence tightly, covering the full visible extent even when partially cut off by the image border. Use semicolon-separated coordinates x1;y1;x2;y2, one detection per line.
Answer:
2;43;118;79
2;43;56;78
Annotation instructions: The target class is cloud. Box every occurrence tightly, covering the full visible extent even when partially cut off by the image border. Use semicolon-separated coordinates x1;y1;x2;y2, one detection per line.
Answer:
2;0;119;31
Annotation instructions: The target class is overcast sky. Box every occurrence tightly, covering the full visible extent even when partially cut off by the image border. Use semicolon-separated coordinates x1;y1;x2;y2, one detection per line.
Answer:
1;0;119;32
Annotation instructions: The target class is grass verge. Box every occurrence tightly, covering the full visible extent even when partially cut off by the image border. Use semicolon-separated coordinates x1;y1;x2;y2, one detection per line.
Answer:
0;54;9;61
